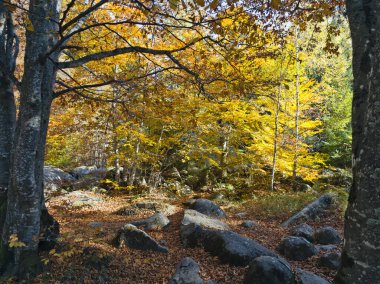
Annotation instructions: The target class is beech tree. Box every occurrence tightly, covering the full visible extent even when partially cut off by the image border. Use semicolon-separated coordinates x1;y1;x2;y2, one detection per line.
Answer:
335;0;380;282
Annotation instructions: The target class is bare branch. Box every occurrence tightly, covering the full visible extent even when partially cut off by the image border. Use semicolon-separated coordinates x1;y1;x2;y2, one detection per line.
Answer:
57;36;209;69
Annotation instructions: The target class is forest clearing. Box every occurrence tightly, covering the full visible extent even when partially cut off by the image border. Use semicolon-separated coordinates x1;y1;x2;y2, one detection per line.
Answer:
1;0;380;283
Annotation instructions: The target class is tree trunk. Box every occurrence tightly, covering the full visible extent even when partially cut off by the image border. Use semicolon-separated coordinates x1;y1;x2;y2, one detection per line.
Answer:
1;0;61;278
292;27;300;190
220;135;229;181
271;56;284;191
0;4;17;271
335;1;380;282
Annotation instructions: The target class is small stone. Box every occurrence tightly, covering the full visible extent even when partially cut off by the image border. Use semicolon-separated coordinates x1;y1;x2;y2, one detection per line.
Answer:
235;212;248;218
189;199;226;218
130;212;170;230
314;227;342;245
168;257;216;284
113;224;168;253
318;252;341;270
290;223;314;242
315;244;337;253
241;220;257;228
88;221;104;228
277;236;317;261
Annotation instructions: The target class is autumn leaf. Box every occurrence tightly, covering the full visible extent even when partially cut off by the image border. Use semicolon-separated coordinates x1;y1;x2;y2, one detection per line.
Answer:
271;0;280;9
8;234;26;248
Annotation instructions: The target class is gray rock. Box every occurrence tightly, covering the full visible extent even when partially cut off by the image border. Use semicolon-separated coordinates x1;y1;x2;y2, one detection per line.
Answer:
290;223;314;242
168;257;216;284
44;166;76;195
243;256;294;284
130;212;170;230
114;224;168;253
277;236;317;261
210;192;225;201
296;269;331;284
315;244;338;252
235;212;248;218
200;230;277;266
181;210;230;247
314;227;342;245
189;199;226;218
88;221;104;228
181;211;275;266
241;220;257;228
318;252;341;269
116;207;138;216
134;202;158;210
72;165;106;178
281;194;334;227
64;191;103;207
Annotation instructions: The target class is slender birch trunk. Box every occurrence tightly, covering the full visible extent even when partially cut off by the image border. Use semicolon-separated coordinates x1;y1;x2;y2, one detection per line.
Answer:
292;27;300;190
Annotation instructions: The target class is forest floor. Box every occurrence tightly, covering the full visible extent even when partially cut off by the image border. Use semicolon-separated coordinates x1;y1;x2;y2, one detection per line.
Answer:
29;189;343;284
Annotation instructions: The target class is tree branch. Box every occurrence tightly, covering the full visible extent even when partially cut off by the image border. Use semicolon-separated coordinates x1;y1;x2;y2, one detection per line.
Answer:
57;36;209;69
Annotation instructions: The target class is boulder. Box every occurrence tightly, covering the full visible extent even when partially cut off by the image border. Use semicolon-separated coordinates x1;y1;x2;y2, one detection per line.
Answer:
243;256;294;284
277;236;317;261
318;252;341;270
181;210;275;266
241;220;257;228
64;191;103;207
200;230;277;266
181;209;230;247
290;223;314;242
44;166;76;195
314;227;342;245
280;194;334;227
168;257;216;284
72;165;106;179
130;212;170;230
113;224;168;253
296;269;331;284
188;199;226;218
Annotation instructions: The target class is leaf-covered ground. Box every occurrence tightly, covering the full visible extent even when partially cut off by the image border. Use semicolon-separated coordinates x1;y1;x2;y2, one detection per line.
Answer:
31;190;343;283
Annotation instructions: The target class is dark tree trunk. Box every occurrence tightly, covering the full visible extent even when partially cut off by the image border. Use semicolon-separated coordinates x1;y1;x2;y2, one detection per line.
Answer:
335;0;380;282
1;0;61;278
0;4;17;271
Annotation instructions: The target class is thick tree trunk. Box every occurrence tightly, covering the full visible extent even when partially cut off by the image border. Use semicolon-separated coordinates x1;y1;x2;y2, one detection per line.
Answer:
1;0;61;278
0;4;17;272
335;1;380;282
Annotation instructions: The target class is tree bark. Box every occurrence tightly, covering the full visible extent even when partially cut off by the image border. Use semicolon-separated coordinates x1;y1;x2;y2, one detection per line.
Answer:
1;0;61;278
335;0;380;282
0;3;17;272
292;26;300;190
271;55;284;191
